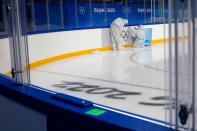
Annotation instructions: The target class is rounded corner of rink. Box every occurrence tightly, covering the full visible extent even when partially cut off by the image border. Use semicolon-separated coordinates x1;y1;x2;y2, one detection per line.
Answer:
0;23;172;121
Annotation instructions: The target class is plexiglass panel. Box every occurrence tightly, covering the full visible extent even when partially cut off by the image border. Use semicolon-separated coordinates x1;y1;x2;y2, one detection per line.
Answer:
168;0;197;130
4;0;197;129
0;0;12;78
25;0;171;125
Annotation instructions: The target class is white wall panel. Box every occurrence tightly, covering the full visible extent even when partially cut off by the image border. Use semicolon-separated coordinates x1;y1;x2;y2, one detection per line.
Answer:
0;24;169;73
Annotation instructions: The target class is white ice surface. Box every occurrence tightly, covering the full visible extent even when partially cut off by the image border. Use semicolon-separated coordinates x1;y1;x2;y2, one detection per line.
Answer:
31;45;171;121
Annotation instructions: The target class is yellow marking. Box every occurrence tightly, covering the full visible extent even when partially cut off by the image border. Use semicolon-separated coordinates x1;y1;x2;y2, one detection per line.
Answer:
4;47;113;77
30;47;112;69
124;44;133;48
5;72;11;77
5;37;188;77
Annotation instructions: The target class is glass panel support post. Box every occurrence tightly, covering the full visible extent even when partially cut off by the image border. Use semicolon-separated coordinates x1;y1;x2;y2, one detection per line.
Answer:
6;0;30;85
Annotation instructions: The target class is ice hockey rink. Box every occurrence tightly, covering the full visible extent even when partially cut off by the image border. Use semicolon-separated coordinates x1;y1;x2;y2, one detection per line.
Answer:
31;44;170;121
3;0;197;130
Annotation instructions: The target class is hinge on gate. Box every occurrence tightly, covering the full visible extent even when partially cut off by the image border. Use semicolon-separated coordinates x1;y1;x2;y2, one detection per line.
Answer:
179;105;192;125
11;68;22;78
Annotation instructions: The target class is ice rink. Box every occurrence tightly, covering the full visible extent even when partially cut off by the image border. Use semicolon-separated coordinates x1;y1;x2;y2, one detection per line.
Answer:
31;45;170;121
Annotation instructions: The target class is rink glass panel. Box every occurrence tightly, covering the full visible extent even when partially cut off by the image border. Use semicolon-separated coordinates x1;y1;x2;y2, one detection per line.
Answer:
167;0;197;130
0;0;12;79
24;0;171;123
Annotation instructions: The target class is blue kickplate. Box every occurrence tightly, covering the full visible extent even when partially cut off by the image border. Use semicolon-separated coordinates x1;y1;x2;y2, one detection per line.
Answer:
144;28;152;46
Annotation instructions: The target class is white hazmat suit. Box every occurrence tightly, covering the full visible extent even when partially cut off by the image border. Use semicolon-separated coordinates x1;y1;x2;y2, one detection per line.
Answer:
110;18;128;50
129;25;145;48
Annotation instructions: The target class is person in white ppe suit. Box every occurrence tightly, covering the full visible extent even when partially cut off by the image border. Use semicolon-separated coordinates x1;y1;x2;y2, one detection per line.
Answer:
129;25;145;48
110;18;128;50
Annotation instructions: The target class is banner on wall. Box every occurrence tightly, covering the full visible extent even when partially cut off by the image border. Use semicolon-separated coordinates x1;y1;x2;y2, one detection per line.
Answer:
32;2;166;31
76;3;152;27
